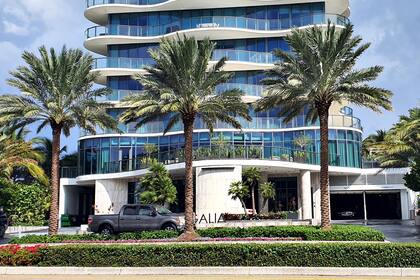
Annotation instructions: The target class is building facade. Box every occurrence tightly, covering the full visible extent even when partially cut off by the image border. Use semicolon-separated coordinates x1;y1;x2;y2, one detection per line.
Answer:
59;0;416;227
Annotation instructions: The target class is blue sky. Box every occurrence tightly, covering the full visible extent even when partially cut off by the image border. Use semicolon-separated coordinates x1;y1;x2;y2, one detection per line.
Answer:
0;0;419;154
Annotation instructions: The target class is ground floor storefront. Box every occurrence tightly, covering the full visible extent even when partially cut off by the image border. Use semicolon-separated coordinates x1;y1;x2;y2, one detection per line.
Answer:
59;164;416;227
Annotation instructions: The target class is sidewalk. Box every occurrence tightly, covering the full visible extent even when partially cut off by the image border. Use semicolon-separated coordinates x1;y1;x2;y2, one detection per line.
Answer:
1;267;420;278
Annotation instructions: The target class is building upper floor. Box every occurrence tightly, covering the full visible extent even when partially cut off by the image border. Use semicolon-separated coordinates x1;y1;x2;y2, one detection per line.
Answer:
84;0;350;26
84;1;349;54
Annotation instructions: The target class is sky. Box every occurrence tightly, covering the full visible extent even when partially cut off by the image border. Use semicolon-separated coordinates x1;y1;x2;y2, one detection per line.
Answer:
0;0;419;154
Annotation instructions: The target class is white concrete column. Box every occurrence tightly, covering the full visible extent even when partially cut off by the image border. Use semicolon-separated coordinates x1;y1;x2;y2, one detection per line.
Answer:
299;170;312;220
95;179;128;214
195;166;243;224
400;190;409;220
311;172;321;224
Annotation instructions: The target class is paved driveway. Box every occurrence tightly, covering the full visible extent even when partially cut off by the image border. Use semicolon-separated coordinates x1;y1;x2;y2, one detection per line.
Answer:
367;221;420;243
335;220;420;243
2;276;420;280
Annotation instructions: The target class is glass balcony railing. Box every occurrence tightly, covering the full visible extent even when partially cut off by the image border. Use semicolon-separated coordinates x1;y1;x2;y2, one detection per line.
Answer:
79;145;343;175
81;115;362;137
87;0;168;7
98;84;264;102
213;49;275;64
92;57;155;70
92;50;275;71
85;14;349;39
216;83;265;97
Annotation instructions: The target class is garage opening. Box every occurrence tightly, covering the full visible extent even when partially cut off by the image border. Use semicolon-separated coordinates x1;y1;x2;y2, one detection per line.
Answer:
331;193;364;220
366;192;401;219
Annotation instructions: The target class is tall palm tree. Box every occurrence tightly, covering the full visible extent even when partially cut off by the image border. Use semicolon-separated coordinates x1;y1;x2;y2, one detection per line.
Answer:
120;36;251;238
0;135;48;185
0;46;117;235
375;107;420;168
255;23;392;229
34;137;67;178
243;167;261;214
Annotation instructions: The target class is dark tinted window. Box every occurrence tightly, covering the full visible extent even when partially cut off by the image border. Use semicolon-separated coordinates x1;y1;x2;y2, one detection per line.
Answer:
138;206;153;216
123;206;137;215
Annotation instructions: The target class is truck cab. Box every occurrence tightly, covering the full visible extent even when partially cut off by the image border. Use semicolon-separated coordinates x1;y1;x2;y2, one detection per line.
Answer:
88;204;183;235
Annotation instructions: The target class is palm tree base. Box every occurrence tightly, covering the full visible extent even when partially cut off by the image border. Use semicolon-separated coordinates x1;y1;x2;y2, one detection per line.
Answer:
178;230;200;241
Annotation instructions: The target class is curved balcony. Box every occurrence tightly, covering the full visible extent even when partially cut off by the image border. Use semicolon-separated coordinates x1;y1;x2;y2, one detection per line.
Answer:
85;1;350;26
85;14;349;54
81;145;344;175
81;115;362;137
87;0;167;7
101;84;265;102
216;83;265;97
87;14;349;39
93;49;274;69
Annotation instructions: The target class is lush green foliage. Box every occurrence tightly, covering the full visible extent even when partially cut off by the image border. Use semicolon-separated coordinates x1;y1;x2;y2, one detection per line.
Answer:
118;230;180;240
0;135;48;185
10;225;384;244
0;179;50;226
198;225;384;241
404;156;420;192
139;162;177;206
5;243;416;267
228;181;249;214
260;182;275;209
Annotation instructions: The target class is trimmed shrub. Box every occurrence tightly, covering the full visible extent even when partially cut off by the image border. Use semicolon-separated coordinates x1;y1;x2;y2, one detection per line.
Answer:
9;225;384;244
8;233;113;244
197;225;385;241
32;243;420;267
118;230;179;240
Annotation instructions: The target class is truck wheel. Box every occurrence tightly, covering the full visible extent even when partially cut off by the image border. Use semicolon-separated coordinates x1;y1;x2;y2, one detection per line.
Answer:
161;223;177;231
99;224;114;236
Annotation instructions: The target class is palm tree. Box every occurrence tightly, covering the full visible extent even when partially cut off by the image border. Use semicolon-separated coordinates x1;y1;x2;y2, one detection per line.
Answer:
260;182;275;212
375;107;420;168
228;181;249;215
0;135;48;185
255;23;392;229
243;167;261;215
139;162;177;208
362;129;387;159
34;137;67;178
120;36;251;238
0;46;117;235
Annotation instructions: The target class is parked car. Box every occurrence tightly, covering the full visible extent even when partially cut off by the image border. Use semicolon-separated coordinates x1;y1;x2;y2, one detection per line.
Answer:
0;206;8;239
88;204;184;235
337;210;355;218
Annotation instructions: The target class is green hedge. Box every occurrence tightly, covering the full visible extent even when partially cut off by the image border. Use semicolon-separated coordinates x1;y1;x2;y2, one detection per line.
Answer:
198;225;385;241
29;243;420;267
9;225;384;244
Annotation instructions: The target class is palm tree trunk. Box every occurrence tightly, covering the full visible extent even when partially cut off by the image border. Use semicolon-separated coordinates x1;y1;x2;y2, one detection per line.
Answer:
251;184;256;215
181;115;196;238
240;199;248;215
48;125;61;235
318;107;331;230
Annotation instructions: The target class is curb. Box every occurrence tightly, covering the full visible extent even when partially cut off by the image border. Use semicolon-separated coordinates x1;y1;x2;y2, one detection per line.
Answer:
0;267;419;277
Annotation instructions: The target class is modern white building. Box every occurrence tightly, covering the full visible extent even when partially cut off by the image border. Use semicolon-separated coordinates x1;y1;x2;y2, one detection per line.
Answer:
59;0;416;227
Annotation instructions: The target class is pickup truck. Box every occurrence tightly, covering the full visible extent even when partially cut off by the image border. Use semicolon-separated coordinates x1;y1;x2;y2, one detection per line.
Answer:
88;204;184;235
0;206;8;239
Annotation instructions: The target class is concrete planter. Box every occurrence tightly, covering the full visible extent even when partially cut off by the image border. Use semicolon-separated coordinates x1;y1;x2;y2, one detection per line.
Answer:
415;216;420;226
197;219;311;229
